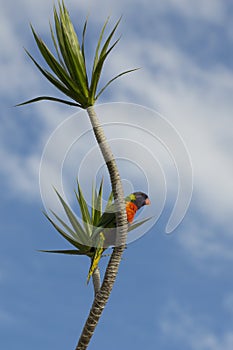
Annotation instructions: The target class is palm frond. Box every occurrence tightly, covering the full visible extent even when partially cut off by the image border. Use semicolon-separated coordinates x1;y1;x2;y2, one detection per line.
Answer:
18;2;137;109
128;217;152;232
15;96;81;107
96;68;140;100
53;188;90;246
92;178;104;226
89;17;122;102
38;249;90;255
43;211;88;251
75;183;92;237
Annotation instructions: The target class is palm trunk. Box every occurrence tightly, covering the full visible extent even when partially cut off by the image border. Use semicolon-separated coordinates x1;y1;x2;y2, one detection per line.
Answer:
74;106;128;350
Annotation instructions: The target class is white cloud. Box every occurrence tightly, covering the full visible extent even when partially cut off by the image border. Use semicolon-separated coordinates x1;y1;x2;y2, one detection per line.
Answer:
157;0;227;22
0;147;41;199
160;301;233;350
108;37;233;222
97;22;233;260
67;0;227;25
178;220;233;267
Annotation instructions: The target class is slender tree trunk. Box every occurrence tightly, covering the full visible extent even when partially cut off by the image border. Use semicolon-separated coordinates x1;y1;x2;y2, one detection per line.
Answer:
75;106;128;350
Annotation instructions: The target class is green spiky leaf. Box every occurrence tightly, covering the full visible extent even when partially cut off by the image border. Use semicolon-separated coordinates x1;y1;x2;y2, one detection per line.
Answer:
89;17;122;101
75;183;92;237
15;96;81;107
96;68;140;100
43;211;88;251
92;178;104;227
54;188;90;246
92;17;109;74
30;25;84;95
38;249;90;255
128;217;152;232
17;2;137;108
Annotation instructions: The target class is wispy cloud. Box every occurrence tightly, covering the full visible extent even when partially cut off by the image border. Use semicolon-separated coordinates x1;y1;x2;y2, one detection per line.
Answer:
106;34;233;214
0;147;40;199
160;301;233;350
155;0;227;22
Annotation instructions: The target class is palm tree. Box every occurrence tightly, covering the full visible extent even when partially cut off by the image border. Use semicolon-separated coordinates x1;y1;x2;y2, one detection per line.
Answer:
18;1;138;349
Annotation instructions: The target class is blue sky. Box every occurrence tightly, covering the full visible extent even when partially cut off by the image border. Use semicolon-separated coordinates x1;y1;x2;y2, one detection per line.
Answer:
1;0;233;349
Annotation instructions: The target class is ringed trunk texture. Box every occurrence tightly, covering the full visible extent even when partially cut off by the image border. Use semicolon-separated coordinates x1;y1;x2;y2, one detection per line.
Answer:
75;106;128;350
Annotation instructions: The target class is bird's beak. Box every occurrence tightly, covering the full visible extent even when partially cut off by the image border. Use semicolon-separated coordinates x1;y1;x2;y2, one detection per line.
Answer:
145;198;151;205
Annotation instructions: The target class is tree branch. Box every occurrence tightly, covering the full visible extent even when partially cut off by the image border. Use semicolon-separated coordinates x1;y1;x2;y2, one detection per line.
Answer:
92;267;101;296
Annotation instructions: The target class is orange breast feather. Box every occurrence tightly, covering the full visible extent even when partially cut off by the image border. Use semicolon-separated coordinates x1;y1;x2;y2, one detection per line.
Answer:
126;201;138;223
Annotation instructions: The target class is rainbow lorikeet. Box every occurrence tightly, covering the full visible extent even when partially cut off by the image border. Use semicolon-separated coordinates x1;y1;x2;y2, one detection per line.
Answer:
87;192;150;283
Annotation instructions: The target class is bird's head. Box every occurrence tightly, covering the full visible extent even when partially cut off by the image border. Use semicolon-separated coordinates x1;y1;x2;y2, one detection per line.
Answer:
128;192;150;209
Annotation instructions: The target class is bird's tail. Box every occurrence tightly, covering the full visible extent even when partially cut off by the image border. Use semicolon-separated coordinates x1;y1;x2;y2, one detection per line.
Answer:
87;232;105;284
